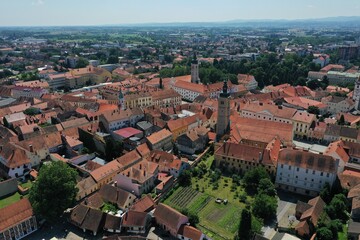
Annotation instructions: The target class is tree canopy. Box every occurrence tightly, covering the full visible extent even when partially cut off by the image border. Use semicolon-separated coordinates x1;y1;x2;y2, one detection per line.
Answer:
29;161;78;221
252;194;277;221
307;106;320;115
238;208;253;240
243;167;270;192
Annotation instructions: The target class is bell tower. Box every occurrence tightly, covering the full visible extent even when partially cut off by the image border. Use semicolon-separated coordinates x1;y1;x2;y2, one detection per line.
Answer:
118;88;125;110
216;81;230;141
191;53;200;84
354;76;360;111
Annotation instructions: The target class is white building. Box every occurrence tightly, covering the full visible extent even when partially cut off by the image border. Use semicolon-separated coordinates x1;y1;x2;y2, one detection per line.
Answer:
321;96;355;114
276;148;338;196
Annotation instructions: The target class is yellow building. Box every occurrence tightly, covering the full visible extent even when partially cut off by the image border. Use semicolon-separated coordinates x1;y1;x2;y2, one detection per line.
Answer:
292;112;316;139
66;66;111;89
124;92;153;109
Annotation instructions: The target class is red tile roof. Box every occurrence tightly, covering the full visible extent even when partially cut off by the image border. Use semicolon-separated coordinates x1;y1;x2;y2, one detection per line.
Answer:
146;129;172;145
0;199;34;231
130;194;155;212
178;225;203;240
153;203;188;233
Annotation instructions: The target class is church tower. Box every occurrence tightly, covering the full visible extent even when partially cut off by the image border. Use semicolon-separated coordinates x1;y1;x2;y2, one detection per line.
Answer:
354;76;360;111
216;81;230;140
191;53;200;84
118;88;125;110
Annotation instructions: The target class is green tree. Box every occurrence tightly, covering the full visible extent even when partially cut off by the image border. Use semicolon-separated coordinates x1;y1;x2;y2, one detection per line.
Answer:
243;167;270;192
320;182;332;204
307;79;321;90
178;170;192;187
24;107;40;116
307;106;320;115
317;227;334;240
182;209;199;226
257;178;276;197
75;57;89;68
252;194;277;221
29;161;78;221
238;209;252;240
325;193;349;222
107;55;119;64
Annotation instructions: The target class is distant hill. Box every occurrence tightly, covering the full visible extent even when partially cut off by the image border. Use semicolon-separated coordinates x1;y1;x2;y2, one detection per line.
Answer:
111;16;360;28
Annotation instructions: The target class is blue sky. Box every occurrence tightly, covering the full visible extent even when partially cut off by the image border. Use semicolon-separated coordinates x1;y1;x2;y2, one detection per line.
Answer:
1;0;360;26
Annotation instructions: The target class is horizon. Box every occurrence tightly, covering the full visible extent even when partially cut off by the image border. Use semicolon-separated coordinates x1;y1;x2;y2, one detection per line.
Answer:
1;0;360;27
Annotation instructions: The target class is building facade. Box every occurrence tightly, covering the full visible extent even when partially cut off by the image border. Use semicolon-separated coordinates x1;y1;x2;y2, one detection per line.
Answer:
275;149;338;196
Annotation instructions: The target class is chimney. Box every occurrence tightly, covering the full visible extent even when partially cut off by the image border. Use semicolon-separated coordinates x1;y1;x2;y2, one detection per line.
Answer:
29;144;34;153
144;170;146;177
139;164;142;170
0;145;2;151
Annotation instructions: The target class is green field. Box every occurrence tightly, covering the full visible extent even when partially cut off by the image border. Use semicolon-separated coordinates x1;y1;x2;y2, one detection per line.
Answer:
0;180;32;209
163;155;253;240
338;224;348;240
0;193;28;209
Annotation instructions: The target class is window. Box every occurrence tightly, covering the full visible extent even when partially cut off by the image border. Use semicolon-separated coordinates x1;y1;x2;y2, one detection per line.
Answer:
289;166;291;170
313;170;315;174
306;169;308;173
297;168;299;172
326;173;330;177
281;164;284;168
320;172;323;176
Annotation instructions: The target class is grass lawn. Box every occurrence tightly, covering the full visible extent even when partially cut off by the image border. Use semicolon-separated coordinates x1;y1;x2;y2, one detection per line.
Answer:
338;224;348;240
0;193;28;209
19;180;33;189
163;154;253;240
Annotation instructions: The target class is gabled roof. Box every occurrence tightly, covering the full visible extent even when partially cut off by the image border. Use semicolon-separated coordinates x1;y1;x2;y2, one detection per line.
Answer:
178;225;203;240
300;196;325;226
153;203;188;231
348;184;360;199
90;160;123;183
130;194;155;212
146;129;172;145
324;140;350;163
121;211;148;227
104;214;121;231
0;142;30;168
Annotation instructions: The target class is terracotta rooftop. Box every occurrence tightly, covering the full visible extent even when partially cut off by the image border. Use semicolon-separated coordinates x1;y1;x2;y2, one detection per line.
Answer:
146;129;172;145
121;211;147;227
178;225;203;240
130;194;155;212
292;111;316;124
153;203;188;232
278;148;336;173
90;160;123;183
0;198;34;232
240;102;297;119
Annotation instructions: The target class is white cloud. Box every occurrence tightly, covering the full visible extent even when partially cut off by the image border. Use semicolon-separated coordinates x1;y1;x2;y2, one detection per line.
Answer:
307;5;316;9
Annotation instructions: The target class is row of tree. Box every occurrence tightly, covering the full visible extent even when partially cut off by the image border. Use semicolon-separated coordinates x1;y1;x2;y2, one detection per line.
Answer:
237;167;278;240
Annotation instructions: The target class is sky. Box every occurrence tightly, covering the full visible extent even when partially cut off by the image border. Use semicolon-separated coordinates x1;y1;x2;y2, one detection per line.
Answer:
1;0;360;26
